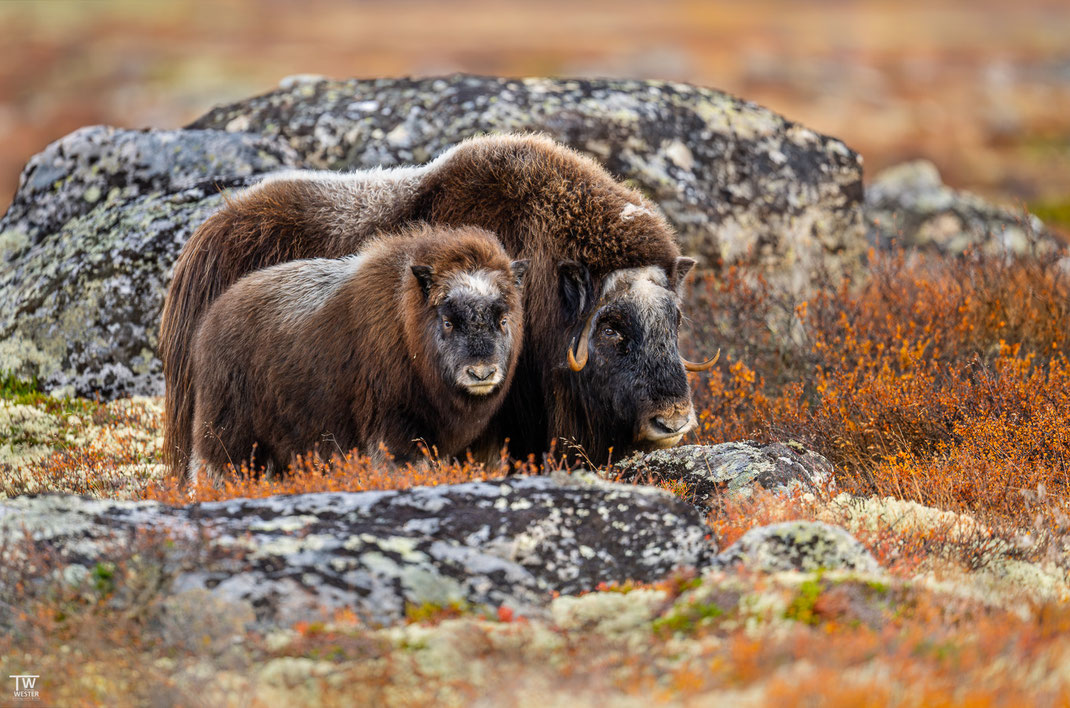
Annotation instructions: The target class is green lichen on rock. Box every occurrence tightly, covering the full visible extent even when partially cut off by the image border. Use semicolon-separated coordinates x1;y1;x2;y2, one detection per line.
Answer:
0;127;302;398
714;521;881;574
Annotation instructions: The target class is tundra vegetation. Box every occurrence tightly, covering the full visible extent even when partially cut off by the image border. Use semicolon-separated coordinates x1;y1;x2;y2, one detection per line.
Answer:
3;237;1070;704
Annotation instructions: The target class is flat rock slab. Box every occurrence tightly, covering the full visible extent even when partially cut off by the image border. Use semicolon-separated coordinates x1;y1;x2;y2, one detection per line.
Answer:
615;441;834;512
0;74;864;398
0;473;716;627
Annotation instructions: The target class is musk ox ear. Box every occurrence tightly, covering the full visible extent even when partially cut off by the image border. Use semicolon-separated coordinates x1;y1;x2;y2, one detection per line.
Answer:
558;260;593;320
509;259;531;288
411;265;434;298
668;256;697;296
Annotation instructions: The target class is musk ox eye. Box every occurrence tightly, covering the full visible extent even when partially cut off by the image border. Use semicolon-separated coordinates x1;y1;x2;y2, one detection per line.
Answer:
499;316;508;329
600;326;621;342
442;318;453;331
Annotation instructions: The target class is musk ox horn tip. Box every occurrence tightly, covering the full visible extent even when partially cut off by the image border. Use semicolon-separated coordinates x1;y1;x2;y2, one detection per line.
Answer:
567;340;587;372
682;348;720;372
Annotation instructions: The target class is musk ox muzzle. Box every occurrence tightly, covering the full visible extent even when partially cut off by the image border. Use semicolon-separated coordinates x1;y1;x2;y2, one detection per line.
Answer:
458;362;504;395
636;399;698;449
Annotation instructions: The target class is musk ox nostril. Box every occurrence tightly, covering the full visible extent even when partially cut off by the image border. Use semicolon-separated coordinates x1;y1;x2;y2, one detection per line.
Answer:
653;414;687;435
467;365;497;381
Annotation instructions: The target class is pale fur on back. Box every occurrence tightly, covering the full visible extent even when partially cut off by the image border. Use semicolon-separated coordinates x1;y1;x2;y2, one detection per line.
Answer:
248;252;370;331
250;143;470;239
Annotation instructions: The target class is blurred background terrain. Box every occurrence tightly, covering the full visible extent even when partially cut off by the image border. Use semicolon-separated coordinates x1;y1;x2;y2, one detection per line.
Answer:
1;0;1068;230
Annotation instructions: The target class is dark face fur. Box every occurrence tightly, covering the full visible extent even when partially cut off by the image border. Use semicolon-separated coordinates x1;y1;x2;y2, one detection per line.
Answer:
413;262;528;397
561;259;703;450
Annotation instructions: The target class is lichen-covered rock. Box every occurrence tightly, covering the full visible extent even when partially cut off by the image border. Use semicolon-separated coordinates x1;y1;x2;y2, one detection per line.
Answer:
614;441;834;512
865;160;1060;256
0;75;866;398
0;127;301;397
1;125;301;259
0;472;716;626
713;521;880;573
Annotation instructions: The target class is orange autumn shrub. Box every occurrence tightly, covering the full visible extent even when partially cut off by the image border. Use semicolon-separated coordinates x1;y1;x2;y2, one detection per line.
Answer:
687;244;1070;530
142;449;541;505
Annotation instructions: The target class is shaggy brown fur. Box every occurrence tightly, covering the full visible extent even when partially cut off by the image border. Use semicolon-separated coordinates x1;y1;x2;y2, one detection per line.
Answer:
160;134;682;473
188;224;525;479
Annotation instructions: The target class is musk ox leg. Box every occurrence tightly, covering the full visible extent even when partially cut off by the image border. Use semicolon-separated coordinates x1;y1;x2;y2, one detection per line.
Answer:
186;452;224;489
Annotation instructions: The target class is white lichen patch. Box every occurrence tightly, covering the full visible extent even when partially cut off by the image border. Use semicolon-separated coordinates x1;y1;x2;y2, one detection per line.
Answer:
0;402;59;465
0;395;164;498
819;493;1070;607
382;617;566;686
0;227;29;260
247;515;321;533
821;493;986;542
551;588;666;637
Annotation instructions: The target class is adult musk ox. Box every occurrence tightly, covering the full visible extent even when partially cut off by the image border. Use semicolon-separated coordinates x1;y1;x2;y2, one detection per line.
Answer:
188;224;528;480
160;133;715;473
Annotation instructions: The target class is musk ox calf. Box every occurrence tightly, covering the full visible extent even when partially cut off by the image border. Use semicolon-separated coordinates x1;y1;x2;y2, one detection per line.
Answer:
187;224;528;481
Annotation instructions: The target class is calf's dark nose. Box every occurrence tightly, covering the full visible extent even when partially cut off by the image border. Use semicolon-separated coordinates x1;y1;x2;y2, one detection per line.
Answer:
466;364;498;381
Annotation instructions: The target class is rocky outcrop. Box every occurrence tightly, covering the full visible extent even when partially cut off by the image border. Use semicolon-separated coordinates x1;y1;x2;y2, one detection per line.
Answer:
0;473;716;627
1;467;888;628
865;160;1060;256
614;441;834;512
0;74;864;399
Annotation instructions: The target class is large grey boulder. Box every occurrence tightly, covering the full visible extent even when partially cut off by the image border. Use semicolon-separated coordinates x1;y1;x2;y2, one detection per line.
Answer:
191;74;865;276
0;126;301;396
615;441;834;512
0;473;716;627
0;74;864;398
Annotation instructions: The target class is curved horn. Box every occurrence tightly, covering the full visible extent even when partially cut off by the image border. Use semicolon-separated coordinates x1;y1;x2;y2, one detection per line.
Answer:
567;306;600;372
567;340;587;372
682;348;721;372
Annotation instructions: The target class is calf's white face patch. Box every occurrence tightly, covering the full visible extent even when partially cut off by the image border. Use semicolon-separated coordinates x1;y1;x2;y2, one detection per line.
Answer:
444;269;501;300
